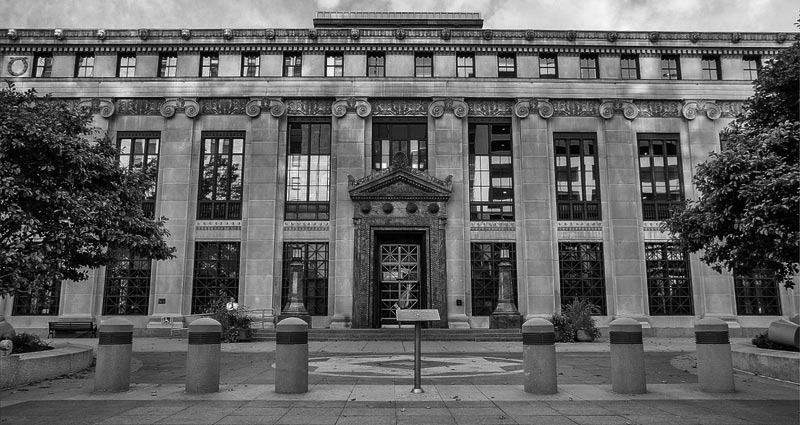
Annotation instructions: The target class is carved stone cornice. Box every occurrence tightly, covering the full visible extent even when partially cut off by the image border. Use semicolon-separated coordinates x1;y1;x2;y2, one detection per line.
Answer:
332;97;371;118
682;100;722;120
160;98;199;118
514;98;554;119
599;99;639;120
372;99;429;116
428;98;467;119
468;100;514;117
283;221;329;232
77;97;114;118
285;99;332;116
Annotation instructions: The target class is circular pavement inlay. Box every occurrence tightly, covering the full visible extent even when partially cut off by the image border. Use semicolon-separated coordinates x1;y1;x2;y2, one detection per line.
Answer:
308;355;523;378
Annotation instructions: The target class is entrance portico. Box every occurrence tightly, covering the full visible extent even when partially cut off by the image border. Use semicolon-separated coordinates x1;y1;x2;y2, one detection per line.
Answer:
349;153;452;328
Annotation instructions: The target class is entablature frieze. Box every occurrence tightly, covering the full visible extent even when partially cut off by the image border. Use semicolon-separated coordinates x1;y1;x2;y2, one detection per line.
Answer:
282;221;330;233
43;96;747;121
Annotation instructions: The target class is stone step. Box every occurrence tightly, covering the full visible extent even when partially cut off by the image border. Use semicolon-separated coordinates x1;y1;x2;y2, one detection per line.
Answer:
250;328;523;342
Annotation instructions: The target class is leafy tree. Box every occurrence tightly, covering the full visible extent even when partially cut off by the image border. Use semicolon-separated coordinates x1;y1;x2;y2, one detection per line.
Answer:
0;84;175;297
665;41;800;289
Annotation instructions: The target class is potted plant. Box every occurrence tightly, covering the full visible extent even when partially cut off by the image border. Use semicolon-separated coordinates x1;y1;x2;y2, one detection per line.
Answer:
205;297;253;343
562;297;601;342
550;313;575;342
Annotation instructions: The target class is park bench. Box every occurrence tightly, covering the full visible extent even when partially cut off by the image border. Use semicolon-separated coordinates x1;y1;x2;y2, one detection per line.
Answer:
48;321;97;338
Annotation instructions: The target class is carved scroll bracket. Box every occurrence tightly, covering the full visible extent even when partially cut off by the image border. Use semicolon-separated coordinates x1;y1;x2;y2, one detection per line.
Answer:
160;98;199;118
682;100;721;121
599;99;639;120
245;97;285;118
77;98;115;118
332;97;371;118
513;98;554;119
428;98;467;119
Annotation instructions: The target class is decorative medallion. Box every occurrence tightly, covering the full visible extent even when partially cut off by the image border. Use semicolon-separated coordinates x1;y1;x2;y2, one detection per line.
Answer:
730;32;742;43
6;57;28;76
96;29;106;40
360;203;372;214
394;28;406;40
7;29;18;40
513;98;554;119
265;29;276;40
427;203;439;214
682;100;721;120
648;32;660;43
181;29;191;40
308;29;318;40
440;28;451;40
689;32;701;43
382;203;394;214
606;32;618;42
138;28;149;40
428;98;468;119
332;97;372;118
350;28;360;40
223;29;233;40
483;30;493;40
776;33;787;43
53;29;64;40
524;30;535;41
77;98;115;118
599;99;639;120
160;98;200;118
565;30;576;41
406;203;418;214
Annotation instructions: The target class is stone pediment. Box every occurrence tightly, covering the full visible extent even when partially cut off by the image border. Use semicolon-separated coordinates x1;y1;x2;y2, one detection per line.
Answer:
348;155;452;202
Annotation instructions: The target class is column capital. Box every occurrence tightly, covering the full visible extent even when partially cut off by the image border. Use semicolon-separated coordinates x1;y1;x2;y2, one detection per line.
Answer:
514;98;553;119
682;100;721;120
429;97;467;119
77;97;115;118
160;98;199;118
332;97;371;118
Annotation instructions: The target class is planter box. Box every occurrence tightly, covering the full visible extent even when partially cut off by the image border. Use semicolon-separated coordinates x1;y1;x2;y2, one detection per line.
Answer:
0;343;94;389
731;342;800;383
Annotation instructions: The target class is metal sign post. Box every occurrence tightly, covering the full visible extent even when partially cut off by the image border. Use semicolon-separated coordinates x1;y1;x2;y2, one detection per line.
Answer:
396;309;440;394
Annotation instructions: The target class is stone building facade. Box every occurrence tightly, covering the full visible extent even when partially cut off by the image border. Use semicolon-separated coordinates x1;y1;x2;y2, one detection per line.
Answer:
1;12;797;334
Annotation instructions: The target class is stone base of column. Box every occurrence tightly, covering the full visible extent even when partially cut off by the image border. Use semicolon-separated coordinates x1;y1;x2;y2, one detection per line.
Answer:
329;314;351;329
490;311;523;329
447;313;471;328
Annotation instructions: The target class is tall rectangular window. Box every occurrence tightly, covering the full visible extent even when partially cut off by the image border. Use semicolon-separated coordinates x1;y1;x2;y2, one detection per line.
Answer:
701;55;721;80
241;52;260;77
32;53;53;77
283;52;302;76
457;52;475;78
734;271;782;315
74;53;94;77
191;242;240;314
498;53;516;78
742;55;761;80
117;132;160;219
620;54;640;80
539;53;558;78
554;133;600;220
661;55;680;80
415;53;433;77
469;123;513;221
103;251;152;315
198;132;244;220
158;52;177;77
558;243;606;315
285;121;331;220
638;134;683;221
470;242;517;316
116;53;136;78
200;52;219;77
645;243;693;315
579;54;598;79
325;52;343;76
367;52;385;77
12;282;61;315
281;242;329;316
372;122;427;171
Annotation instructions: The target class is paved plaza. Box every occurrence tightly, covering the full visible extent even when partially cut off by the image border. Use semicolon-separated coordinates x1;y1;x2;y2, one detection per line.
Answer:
1;338;798;424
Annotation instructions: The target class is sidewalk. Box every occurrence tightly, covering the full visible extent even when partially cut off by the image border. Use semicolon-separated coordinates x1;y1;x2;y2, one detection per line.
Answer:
0;337;798;424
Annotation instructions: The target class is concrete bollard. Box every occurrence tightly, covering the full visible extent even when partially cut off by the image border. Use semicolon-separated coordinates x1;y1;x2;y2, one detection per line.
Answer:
609;317;647;394
695;318;735;392
186;318;221;394
522;318;558;394
94;317;133;392
275;317;308;394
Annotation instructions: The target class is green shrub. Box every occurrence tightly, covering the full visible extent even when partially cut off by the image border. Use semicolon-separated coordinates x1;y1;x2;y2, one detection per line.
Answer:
1;333;53;354
204;297;253;343
550;313;575;342
752;331;799;352
555;298;602;341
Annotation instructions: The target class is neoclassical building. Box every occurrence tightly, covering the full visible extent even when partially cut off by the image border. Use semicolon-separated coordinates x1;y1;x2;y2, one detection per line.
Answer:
1;12;797;334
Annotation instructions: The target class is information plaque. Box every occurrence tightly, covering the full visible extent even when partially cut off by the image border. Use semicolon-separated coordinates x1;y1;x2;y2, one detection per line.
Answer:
396;309;441;322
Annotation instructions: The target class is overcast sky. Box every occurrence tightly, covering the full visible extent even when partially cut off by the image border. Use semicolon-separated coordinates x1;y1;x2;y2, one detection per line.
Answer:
2;0;798;32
